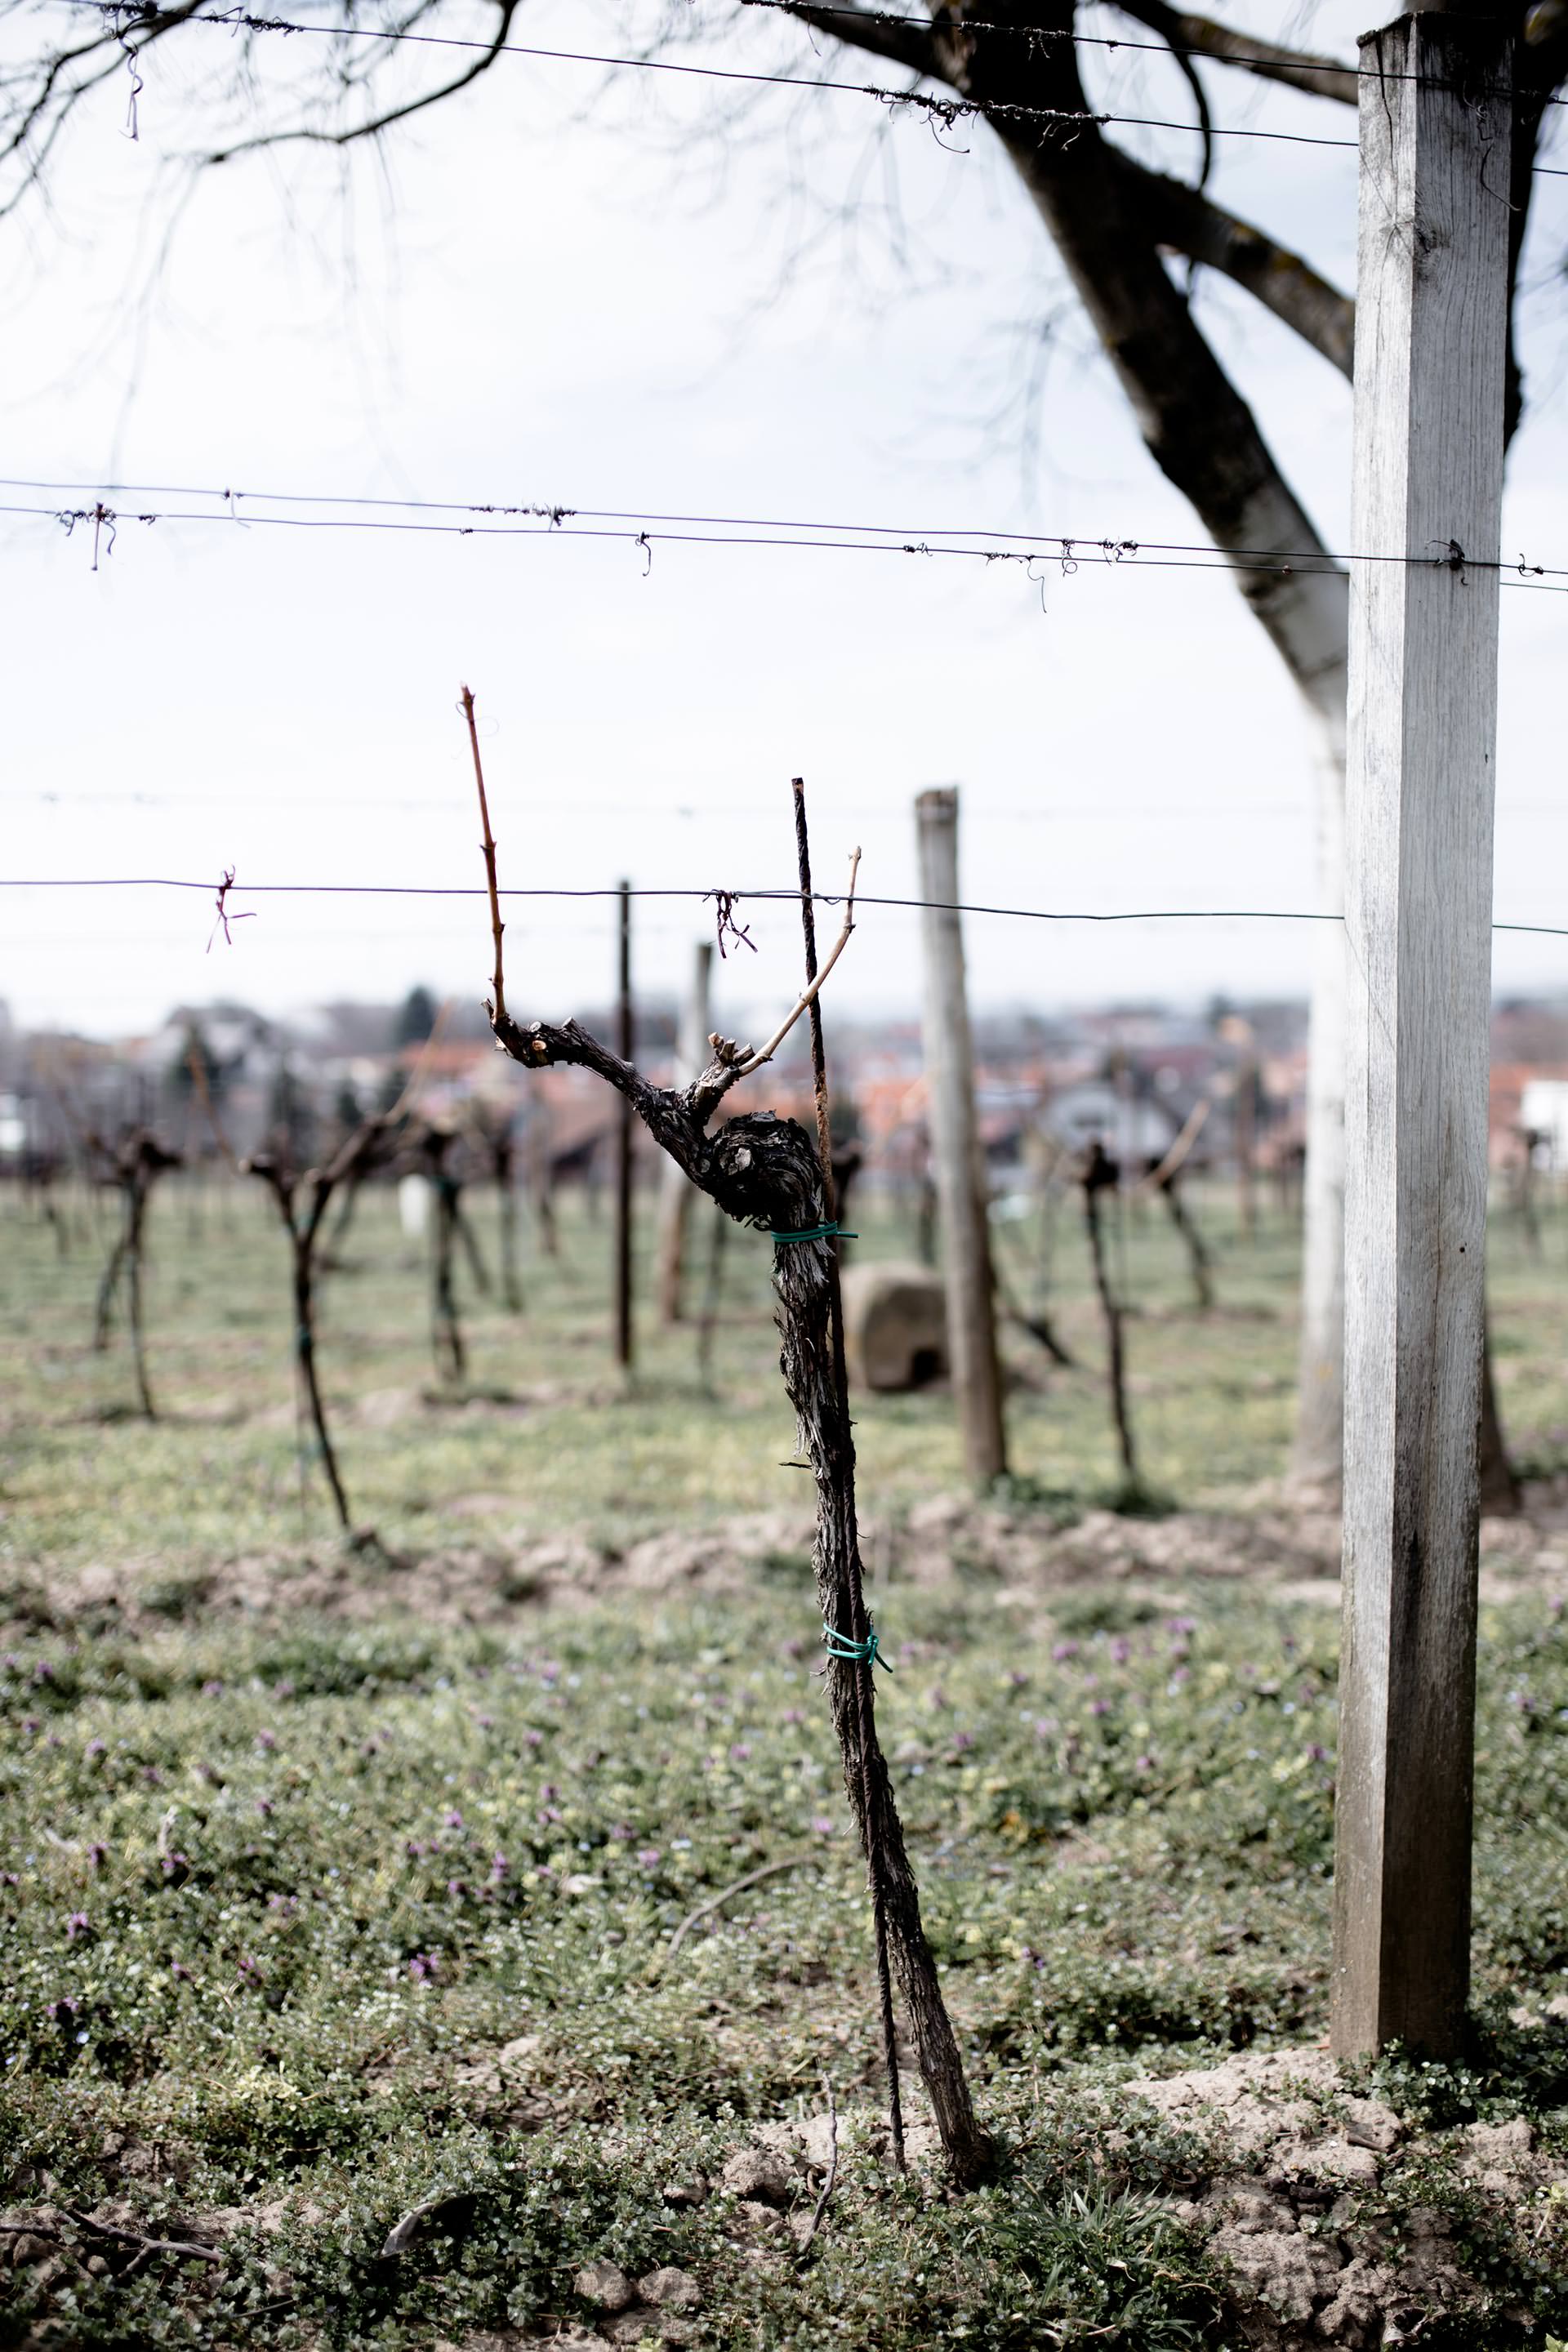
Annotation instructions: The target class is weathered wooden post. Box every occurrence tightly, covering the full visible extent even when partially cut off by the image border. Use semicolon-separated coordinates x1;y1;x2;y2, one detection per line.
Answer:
914;787;1007;1482
614;880;635;1372
1333;11;1511;2060
655;939;714;1322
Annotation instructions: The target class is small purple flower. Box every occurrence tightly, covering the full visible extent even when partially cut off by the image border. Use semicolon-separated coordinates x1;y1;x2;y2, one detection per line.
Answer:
256;1728;277;1752
444;1809;464;1829
1134;1753;1154;1772
161;1851;189;1879
1052;1642;1080;1663
46;1996;79;2022
490;1852;509;1882
22;1718;39;1736
85;1737;107;1761
408;1952;439;1980
523;1729;544;1749
475;1715;494;1731
273;1677;296;1699
1111;1638;1132;1667
1168;1668;1191;1690
65;1911;91;1942
810;1815;835;1836
1307;1742;1330;1764
33;1662;55;1684
87;1842;108;1871
169;1959;193;1980
782;1708;804;1726
447;1878;467;1899
1008;1668;1031;1687
950;1730;975;1753
1090;1699;1111;1718
636;1846;662;1869
256;1798;273;1818
729;1741;752;1762
236;1954;260;1981
202;1678;224;1697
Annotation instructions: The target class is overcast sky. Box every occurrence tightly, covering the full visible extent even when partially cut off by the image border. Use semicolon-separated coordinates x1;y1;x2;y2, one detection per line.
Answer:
2;0;1566;1042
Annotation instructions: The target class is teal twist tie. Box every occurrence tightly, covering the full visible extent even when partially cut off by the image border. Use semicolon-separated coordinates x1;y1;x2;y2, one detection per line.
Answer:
822;1616;891;1673
770;1221;858;1246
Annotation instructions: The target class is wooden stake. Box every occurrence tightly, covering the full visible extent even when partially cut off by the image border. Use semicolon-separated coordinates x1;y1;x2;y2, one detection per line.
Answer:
1333;12;1511;2060
614;880;635;1373
656;940;714;1323
793;776;905;2173
913;789;1007;1482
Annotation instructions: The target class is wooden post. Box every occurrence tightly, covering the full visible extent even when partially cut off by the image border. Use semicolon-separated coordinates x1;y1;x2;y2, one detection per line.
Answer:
655;940;714;1322
615;881;635;1371
914;788;1007;1483
1333;12;1510;2060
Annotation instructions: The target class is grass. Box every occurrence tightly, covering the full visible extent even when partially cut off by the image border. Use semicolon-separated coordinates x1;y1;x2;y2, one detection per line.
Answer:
2;1175;1567;2345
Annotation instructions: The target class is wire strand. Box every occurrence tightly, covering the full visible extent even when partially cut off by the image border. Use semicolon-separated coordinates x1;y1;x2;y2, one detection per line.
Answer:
60;1;1568;170
4;489;1568;586
0;871;1564;938
50;2;1358;150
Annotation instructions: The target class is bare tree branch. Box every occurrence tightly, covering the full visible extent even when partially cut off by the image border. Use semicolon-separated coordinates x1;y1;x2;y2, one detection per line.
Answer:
780;0;939;76
1117;152;1353;377
1116;4;1356;105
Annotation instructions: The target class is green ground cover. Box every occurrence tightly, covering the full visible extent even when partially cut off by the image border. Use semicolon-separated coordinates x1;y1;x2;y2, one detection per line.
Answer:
1;1180;1566;2347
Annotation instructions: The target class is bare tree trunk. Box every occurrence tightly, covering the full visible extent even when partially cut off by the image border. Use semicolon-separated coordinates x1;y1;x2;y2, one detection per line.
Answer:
1157;1169;1214;1313
90;1133;180;1415
695;1198;726;1392
494;1133;523;1312
247;1119;392;1539
293;1242;352;1532
657;941;715;1323
126;1199;155;1421
488;1005;991;2184
615;881;635;1372
529;1106;559;1260
93;1223;129;1349
432;1184;466;1384
455;1196;490;1298
1082;1143;1137;1483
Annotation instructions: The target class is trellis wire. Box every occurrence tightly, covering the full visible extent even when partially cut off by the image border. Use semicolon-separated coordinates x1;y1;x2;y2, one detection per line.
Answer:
2;873;1567;938
4;487;1568;589
53;0;1568;172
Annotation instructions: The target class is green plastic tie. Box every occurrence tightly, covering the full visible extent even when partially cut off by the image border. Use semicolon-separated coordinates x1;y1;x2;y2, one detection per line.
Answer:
770;1221;857;1246
822;1616;891;1673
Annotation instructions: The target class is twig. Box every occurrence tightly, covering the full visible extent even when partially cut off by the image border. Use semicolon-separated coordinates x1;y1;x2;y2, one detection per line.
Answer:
462;684;507;1029
732;848;861;1076
659;1854;816;1968
206;866;256;953
795;2073;839;2262
60;2207;221;2265
1132;1098;1210;1194
380;2193;464;2259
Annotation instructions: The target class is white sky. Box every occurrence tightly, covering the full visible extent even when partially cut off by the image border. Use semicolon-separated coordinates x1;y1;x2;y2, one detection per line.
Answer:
2;0;1566;1040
